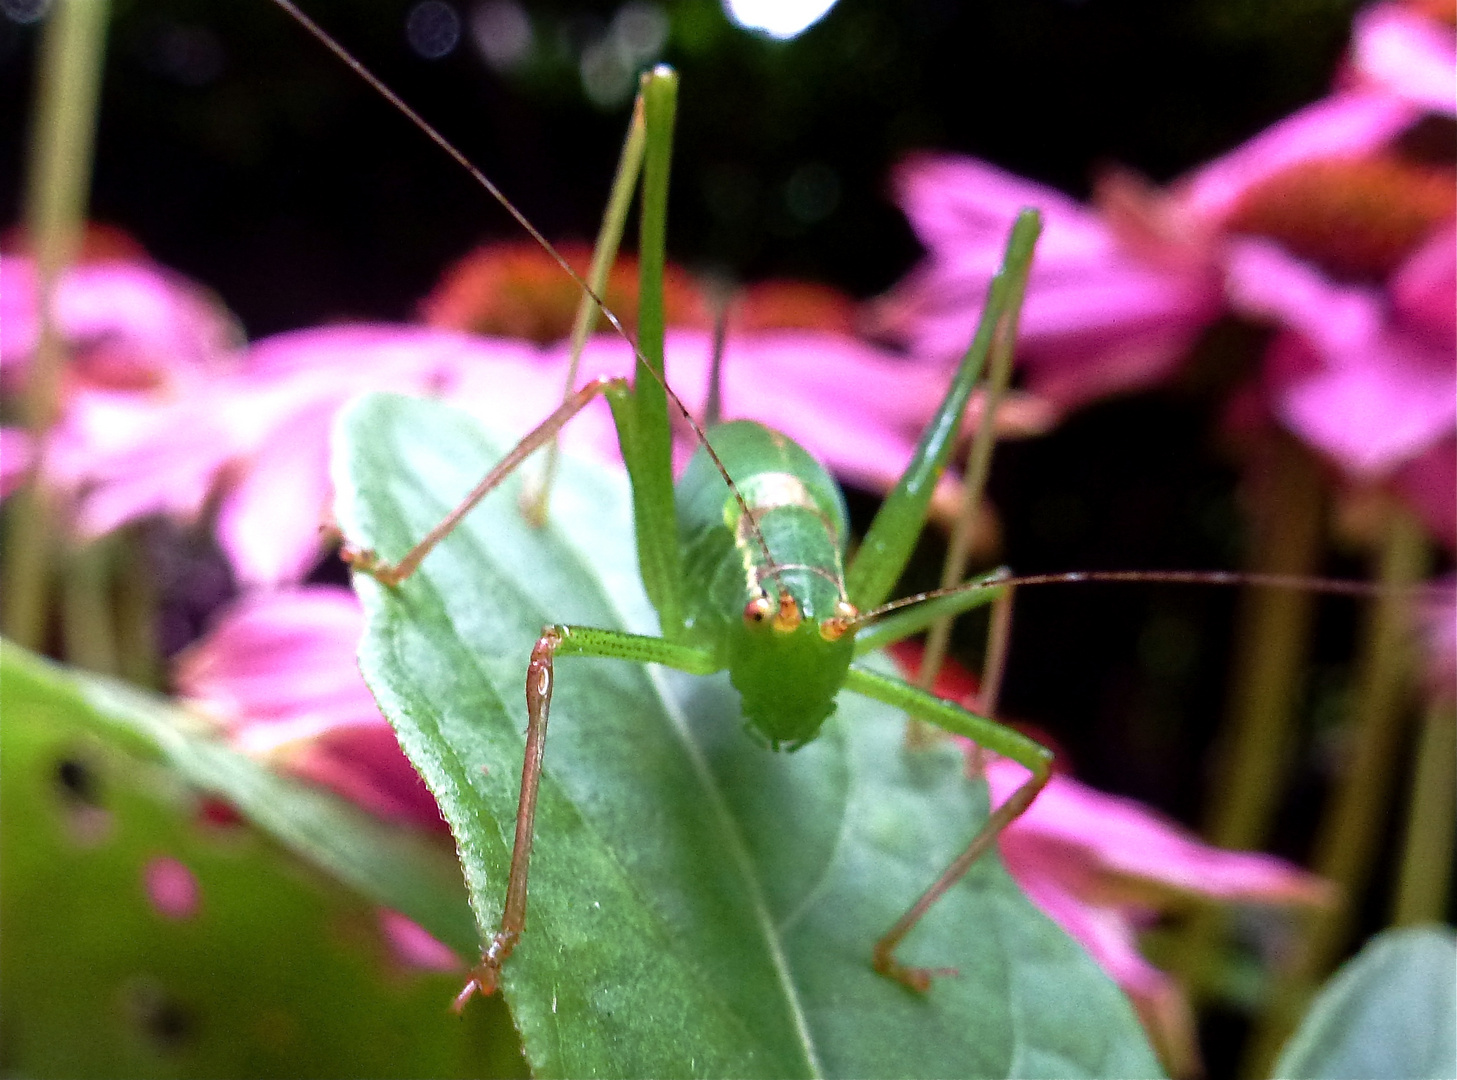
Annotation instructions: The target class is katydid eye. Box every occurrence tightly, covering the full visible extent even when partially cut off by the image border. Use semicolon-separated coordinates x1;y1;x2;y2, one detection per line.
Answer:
819;601;858;642
744;596;774;624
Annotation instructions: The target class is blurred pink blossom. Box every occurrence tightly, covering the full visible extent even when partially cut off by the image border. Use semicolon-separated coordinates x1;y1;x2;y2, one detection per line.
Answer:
888;639;1329;1076
876;77;1454;542
1345;1;1457;115
986;757;1328;1076
175;585;446;830
378;910;463;973
0;255;241;393
874;91;1430;408
1;427;32;499
872;154;1225;411
51;321;1050;588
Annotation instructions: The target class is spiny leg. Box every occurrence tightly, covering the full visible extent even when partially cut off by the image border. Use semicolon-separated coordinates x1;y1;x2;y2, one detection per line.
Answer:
454;624;718;1008
346;375;627;587
843;665;1052;993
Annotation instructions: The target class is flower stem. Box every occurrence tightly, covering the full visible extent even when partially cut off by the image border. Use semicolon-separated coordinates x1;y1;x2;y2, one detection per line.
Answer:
1244;509;1427;1077
1174;433;1323;997
1;0;110;648
61;536;117;675
1390;700;1455;926
114;530;162;689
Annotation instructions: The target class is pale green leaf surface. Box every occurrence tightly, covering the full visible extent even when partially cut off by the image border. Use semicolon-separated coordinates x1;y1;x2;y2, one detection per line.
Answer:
1272;925;1457;1080
334;392;1164;1080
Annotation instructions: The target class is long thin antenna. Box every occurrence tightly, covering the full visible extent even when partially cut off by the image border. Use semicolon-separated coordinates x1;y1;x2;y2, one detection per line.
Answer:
851;570;1451;630
268;0;784;593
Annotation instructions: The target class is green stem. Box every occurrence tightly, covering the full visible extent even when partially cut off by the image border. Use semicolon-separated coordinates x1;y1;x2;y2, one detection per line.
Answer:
61;535;117;675
1244;510;1427;1078
1;0;110;648
114;529;161;689
1390;700;1455;926
1174;435;1323;997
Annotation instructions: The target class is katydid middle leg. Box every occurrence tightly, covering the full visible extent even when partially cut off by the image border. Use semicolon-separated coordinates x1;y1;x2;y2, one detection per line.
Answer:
844;663;1052;992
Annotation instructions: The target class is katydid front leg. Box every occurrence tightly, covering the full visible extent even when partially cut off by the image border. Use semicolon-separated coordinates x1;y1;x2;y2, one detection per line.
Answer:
344;375;627;586
454;624;718;1008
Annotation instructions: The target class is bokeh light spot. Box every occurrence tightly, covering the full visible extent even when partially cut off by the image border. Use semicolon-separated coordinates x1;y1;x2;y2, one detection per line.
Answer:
722;0;838;40
471;0;532;71
406;0;462;60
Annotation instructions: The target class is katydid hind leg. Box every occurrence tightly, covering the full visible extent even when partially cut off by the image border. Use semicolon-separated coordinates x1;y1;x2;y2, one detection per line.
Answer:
843;666;1052;993
845;210;1041;613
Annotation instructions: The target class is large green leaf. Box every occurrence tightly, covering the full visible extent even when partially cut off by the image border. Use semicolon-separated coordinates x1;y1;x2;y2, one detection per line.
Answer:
334;392;1163;1079
1272;926;1457;1080
0;644;525;1078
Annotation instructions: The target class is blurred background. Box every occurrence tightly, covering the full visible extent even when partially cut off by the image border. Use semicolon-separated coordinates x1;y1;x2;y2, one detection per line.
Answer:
1;1;1450;1075
0;0;1377;804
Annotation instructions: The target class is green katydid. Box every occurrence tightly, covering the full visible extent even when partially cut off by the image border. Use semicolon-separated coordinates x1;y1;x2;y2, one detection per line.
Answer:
276;0;1428;1026
343;66;1049;1001
278;0;1058;1000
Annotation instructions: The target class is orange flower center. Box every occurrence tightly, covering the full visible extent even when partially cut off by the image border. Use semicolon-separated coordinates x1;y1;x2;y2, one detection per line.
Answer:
1225;156;1455;278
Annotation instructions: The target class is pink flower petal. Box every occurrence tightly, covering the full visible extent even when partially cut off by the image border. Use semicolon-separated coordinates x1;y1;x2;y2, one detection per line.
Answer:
1349;3;1457;117
881;154;1221;409
1392;223;1456;346
1226;241;1456;475
285;722;446;830
175;587;447;831
176;586;373;734
1;427;33;499
1392;435;1457;550
143;856;201;920
1278;334;1456;475
0;257;239;389
987;758;1332;906
46;390;242;536
217;398;338;587
379;909;462;972
1177;90;1426;225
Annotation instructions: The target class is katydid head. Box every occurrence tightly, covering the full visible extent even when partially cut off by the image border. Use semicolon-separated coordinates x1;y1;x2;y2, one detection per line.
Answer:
730;586;857;750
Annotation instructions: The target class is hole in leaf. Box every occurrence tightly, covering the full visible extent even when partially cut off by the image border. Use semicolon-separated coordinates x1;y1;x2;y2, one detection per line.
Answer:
54;753;112;844
124;980;196;1052
55;756;101;805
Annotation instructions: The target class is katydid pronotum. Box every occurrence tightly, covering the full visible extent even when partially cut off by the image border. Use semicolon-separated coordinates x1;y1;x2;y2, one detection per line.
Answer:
274;0;1434;1013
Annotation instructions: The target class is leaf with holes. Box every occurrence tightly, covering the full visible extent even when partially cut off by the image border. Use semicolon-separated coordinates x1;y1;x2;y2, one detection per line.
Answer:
0;642;525;1077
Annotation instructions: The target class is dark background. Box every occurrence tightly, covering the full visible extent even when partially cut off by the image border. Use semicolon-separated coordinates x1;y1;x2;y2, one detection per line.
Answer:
0;0;1370;828
1;5;1405;1065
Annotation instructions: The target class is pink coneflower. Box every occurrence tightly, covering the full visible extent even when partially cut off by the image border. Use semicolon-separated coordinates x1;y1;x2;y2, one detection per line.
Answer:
876;76;1454;544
